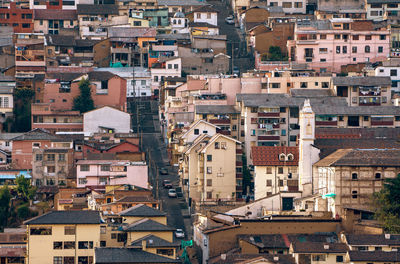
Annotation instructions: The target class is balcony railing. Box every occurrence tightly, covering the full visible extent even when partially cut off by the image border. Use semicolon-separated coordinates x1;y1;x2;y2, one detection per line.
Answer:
258;135;280;141
209;119;230;124
258;112;280;117
315;121;338;126
371;120;394;126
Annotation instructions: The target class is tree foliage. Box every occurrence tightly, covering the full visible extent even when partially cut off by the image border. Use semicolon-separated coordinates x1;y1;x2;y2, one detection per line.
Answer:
12;87;35;132
0;186;11;230
261;46;288;61
17;205;30;220
242;154;252;195
15;175;36;202
73;78;95;113
373;174;400;233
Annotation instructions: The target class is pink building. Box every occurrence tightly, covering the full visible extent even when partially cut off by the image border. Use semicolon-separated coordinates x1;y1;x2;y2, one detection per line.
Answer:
76;160;148;190
288;19;390;73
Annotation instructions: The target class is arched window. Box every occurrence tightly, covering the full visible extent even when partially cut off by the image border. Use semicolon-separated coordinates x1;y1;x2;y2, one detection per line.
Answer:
287;153;294;161
352;173;358;180
173;19;177;24
375;172;381;179
365;45;370;53
279;153;286;161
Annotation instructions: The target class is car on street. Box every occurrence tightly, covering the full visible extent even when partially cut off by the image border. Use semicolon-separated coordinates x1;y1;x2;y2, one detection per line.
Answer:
168;189;177;198
163;179;172;189
175;229;185;238
159;167;168;175
225;16;234;25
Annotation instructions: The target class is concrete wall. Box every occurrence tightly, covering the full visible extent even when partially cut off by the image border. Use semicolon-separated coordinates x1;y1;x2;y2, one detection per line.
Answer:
83;106;131;134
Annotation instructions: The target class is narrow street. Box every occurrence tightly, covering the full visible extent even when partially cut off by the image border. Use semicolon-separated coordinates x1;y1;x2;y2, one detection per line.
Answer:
128;100;192;241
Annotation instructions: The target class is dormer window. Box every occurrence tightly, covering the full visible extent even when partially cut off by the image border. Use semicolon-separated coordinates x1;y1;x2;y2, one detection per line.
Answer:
279;153;286;161
287;153;294;161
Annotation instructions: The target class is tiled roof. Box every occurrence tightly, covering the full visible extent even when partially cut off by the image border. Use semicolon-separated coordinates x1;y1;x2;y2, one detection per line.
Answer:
119;204;166;217
95;248;181;263
122;218;175;232
193;5;219;13
46;35;98;47
291;242;348;253
24;210;101;225
189;21;218;28
238;234;289;249
158;0;209;6
195;105;239;114
332;76;392;86
108;27;157;38
12;128;60;141
34;9;77;20
77;4;119;15
46;72;84;82
0;247;25;258
88;71;117;81
211;254;295;264
316;127;400;140
116;196;157;203
348;251;400;262
251;146;299;166
0;133;23;140
346;234;400;246
130;234;179;248
290;89;333;97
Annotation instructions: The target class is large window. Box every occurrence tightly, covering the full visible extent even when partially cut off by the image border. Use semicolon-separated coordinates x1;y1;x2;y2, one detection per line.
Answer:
64;226;75;235
30;227;52;235
78;241;93;249
80;165;89;171
64;241;75;249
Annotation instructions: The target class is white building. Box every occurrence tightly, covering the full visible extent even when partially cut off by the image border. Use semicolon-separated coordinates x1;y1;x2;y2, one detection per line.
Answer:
192;6;219;26
151;57;182;92
94;67;152;98
366;0;400;21
266;0;306;14
29;0;93;10
83;106;131;135
170;12;189;34
375;59;400;96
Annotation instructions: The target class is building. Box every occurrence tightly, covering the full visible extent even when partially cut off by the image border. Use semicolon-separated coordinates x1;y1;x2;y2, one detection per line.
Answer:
313;148;400;216
76;160;148;189
94;248;181;263
32;147;74;187
289;242;348;263
33;9;77;34
151;57;181;93
181;133;242;201
83;106;131;135
0;76;15;131
0;170;31;187
187;5;219;27
366;0;400;21
288;19;390;73
266;0;306;14
25;210;102;264
252;146;299;200
15;33;46;78
0;228;26;264
0;2;33;33
375;59;400;97
316;0;366;20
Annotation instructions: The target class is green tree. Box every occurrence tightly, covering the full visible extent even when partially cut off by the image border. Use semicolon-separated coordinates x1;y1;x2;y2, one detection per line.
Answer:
242;154;252;195
17;204;30;220
373;174;400;233
73;78;95;113
13;87;35;132
0;186;11;230
268;46;284;61
15;175;36;202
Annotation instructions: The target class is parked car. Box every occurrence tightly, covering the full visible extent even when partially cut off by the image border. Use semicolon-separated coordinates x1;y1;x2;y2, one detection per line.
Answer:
163;179;172;189
225;16;234;25
175;229;185;238
233;66;240;76
159;167;168;175
168;189;177;198
176;186;183;198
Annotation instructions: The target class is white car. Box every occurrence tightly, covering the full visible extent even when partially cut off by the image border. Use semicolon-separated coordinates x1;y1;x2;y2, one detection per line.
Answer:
168;189;177;198
225;16;235;25
175;229;185;238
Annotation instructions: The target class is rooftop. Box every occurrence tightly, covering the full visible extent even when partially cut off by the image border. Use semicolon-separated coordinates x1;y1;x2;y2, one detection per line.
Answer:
108;27;157;38
24;210;101;225
34;9;77;20
346;234;400;246
119;204;166;217
95;248;181;263
122;218;175;232
12;128;61;141
195;105;239;114
157;0;209;6
348;251;400;262
332;76;392;86
291;242;348;253
130;234;180;248
77;4;119;15
251;146;299;166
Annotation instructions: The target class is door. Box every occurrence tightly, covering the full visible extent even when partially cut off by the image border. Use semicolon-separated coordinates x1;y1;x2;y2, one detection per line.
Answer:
282;197;293;211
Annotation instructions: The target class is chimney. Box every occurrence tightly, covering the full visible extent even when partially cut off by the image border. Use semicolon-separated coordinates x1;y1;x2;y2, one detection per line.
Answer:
220;254;226;260
141;240;147;250
385;234;391;240
324;244;329;250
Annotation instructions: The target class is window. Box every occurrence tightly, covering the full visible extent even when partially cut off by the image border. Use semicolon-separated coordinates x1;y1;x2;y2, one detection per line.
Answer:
168;64;172;69
64;257;74;264
352;47;357;53
352;173;358;180
251;107;258;113
58;154;65;161
294;2;302;8
312;255;326;261
380;35;386;40
54;257;62;264
64;226;75;235
281;129;286;136
336;46;341;54
278;167;283;174
47;166;55;173
35;154;43;161
336;256;344;262
320;34;326;39
207;179;212;186
375;246;382;251
207;192;212;199
196;13;201;19
391;69;397;76
64;241;75;249
334;34;341;40
271;83;280;88
101;165;110;171
33;142;41;148
266;179;272;186
194;129;199;135
207;167;212;174
157;248;174;256
282;2;292;8
154;76;158;82
366;35;372;40
375;173;381;179
30;227;52;235
214;142;220;149
378;46;383;53
319;48;328;53
207;13;211;19
266;167;272;174
365;46;370;53
53;242;63;249
300;82;308;88
396;116;400;121
353;35;359;40
46;154;55;161
80;165;89;171
207;155;212;161
134;21;141;26
322;82;329;88
78;241;93;249
343;46;347;54
363;116;369;121
352;190;358;199
78;178;87;185
221;142;227;149
111;233;117;239
278;180;284;186
100;241;106;247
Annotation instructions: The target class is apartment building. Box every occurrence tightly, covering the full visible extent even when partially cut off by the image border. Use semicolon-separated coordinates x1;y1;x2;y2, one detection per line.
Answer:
151;57;181;93
0;76;15;132
288;19;390;73
375;59;400;97
76;160;148;189
187;5;219;27
0;2;33;33
180;133;242;201
266;0;306;14
15;33;46;78
252;146;299;200
366;0;400;21
33;9;77;34
32;147;74;187
25;210;102;264
316;0;366;20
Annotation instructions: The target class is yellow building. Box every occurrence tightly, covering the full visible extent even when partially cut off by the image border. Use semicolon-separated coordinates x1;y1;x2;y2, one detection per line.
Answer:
120;204;167;225
25;210;101;264
289;242;348;264
121;218;175;244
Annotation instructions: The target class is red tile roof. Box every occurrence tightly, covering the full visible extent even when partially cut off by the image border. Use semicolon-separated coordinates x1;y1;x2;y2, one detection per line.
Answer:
34;9;77;20
251;146;298;166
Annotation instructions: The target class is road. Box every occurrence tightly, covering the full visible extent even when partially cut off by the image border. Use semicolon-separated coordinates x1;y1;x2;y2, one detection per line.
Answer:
128;100;192;241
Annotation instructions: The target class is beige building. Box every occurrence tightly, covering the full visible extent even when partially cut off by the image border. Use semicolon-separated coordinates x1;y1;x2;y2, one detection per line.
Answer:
181;133;242;201
252;146;299;200
25;210;102;264
289;242;348;264
313;148;400;216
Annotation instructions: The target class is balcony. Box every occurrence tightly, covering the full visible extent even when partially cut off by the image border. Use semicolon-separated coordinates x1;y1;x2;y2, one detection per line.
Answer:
371;120;394;126
236;149;242;154
258;135;280;141
236;161;243;167
315;121;338;126
258;112;280;117
258;123;279;129
209;119;230;124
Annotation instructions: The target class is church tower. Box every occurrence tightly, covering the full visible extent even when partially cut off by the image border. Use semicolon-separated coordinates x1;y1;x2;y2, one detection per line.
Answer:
298;99;315;195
